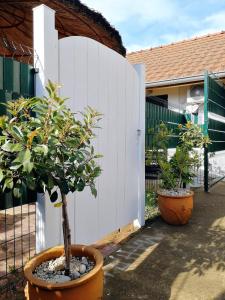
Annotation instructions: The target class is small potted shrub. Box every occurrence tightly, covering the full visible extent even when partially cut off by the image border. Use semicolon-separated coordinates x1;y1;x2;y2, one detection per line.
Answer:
0;82;103;300
148;122;210;225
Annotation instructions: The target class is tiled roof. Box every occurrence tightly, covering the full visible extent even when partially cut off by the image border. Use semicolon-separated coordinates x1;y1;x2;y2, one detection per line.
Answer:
127;31;225;84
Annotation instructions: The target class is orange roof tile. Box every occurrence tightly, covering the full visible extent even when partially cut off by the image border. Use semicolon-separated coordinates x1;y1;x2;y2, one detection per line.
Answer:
127;31;225;84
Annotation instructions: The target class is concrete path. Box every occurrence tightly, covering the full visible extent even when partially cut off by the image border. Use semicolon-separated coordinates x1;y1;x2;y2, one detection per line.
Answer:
103;182;225;300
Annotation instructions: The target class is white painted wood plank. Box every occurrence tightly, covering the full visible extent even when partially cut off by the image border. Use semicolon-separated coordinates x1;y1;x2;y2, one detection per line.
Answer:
115;59;127;227
43;35;144;247
33;5;61;252
74;38;99;244
98;45;118;238
97;44;111;239
133;64;146;227
59;37;76;245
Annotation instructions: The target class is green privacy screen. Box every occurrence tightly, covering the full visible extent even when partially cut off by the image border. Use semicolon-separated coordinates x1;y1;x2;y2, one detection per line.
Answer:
208;119;225;152
205;73;225;152
208;74;225;118
146;102;186;149
0;57;36;210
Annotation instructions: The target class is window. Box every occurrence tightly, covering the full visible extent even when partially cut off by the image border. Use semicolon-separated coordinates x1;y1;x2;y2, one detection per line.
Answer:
146;94;168;108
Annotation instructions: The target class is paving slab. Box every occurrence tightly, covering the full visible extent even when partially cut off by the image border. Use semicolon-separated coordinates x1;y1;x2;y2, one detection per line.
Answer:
104;182;225;300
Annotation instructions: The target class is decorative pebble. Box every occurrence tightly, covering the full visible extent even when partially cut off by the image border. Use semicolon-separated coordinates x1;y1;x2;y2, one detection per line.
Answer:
79;264;86;274
159;189;192;197
33;255;95;283
48;256;65;272
47;275;71;283
81;257;88;265
71;270;80;280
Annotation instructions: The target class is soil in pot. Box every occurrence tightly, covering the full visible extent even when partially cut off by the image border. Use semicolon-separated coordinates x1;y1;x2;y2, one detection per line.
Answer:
157;189;194;225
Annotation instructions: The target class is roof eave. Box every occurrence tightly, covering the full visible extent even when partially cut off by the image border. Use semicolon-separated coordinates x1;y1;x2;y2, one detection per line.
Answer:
146;72;225;88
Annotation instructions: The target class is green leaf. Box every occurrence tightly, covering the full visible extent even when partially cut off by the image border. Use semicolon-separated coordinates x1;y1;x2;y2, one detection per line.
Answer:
91;146;94;155
12;126;23;139
54;202;63;208
26;178;36;191
90;185;97;198
23;161;34;173
15;149;31;163
60;181;70;194
47;176;55;190
94;154;103;159
15;149;33;173
77;179;85;192
10;162;22;170
77;165;85;174
2;142;23;152
4;178;13;191
93;166;101;177
86;164;92;173
50;191;58;203
13;187;22;198
34;145;48;156
0;169;3;182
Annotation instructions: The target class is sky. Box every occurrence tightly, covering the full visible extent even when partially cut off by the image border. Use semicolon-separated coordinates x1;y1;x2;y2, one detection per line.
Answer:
82;0;225;52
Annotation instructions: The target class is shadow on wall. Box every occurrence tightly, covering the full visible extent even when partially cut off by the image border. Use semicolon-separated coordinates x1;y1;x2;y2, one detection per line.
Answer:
104;182;225;300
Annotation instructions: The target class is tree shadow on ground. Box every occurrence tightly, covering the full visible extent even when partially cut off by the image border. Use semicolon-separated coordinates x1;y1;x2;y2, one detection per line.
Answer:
104;182;225;300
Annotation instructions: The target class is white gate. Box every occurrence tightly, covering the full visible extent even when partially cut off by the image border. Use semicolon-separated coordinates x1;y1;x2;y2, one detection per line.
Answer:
33;5;145;252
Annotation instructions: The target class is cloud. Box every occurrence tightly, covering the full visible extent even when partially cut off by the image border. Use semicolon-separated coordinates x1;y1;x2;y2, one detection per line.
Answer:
181;11;225;41
82;0;178;24
82;0;225;52
127;44;151;53
204;11;225;30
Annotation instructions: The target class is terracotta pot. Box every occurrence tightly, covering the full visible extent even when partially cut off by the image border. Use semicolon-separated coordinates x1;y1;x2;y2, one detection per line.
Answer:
157;191;194;225
24;245;104;300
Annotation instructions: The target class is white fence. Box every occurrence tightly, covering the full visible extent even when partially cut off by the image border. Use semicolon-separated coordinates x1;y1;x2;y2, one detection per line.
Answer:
33;5;145;252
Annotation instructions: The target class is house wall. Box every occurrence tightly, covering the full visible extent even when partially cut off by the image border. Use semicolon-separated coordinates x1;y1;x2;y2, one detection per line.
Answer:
147;78;225;113
147;83;204;124
146;85;189;111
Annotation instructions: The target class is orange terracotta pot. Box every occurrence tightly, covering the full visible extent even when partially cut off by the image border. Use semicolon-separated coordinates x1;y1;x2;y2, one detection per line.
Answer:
157;191;194;225
24;245;104;300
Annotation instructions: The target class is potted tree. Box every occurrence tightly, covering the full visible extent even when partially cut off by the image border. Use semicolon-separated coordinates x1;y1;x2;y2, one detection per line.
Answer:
0;82;103;300
148;122;210;225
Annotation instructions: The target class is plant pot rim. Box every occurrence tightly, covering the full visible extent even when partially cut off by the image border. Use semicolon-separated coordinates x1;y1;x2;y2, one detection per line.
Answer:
24;244;103;290
157;190;194;198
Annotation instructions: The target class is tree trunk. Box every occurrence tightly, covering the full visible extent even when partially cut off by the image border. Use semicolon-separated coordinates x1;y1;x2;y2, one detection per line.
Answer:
61;192;71;276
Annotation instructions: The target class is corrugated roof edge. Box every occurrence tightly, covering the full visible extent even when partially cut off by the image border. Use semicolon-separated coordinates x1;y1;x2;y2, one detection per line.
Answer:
127;31;225;56
59;0;126;56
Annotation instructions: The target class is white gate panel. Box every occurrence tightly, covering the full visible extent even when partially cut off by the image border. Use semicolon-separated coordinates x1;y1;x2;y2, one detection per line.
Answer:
59;36;140;244
33;5;145;251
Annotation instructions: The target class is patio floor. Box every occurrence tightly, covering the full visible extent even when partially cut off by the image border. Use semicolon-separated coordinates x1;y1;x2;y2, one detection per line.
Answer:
103;182;225;300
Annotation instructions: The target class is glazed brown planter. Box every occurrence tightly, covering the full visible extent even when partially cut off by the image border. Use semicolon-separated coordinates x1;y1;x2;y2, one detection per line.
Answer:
24;245;104;300
157;191;194;225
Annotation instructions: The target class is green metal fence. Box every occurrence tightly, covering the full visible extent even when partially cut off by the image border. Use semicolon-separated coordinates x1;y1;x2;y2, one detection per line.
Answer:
208;119;225;152
0;57;36;209
203;71;225;191
146;102;186;149
145;102;187;191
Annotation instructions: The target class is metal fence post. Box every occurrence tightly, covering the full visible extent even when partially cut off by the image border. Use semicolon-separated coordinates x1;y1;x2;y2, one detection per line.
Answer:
204;71;209;192
204;147;209;192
